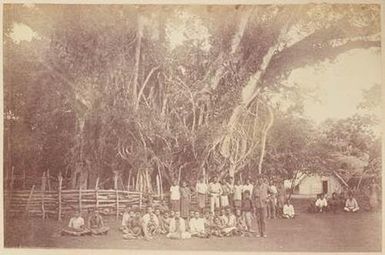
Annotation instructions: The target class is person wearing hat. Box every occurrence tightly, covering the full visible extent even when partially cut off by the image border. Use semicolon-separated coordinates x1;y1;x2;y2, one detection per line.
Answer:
252;175;270;238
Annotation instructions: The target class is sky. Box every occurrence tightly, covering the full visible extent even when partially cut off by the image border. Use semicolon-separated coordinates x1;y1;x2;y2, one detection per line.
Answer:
287;48;381;123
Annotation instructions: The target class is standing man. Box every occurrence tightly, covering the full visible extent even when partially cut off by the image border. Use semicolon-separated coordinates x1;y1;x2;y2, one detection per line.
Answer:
195;176;208;213
170;179;181;212
208;176;222;213
253;175;270;238
243;178;254;196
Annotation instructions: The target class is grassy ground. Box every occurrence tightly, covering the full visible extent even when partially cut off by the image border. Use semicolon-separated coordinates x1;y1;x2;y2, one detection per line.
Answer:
4;199;382;252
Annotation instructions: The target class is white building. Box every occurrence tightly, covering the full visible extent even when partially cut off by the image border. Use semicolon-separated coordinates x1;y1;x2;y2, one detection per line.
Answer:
284;171;348;196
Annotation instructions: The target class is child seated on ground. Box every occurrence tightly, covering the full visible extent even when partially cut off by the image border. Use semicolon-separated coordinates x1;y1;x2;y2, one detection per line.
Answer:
167;211;191;239
235;208;248;236
88;209;110;235
159;210;171;234
189;211;210;238
344;193;359;213
62;211;91;236
219;208;228;225
315;193;328;213
142;206;160;240
222;207;237;236
123;210;143;240
283;199;295;219
211;216;225;237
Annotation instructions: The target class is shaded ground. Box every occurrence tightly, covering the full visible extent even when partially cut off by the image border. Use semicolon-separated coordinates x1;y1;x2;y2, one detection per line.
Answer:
4;199;382;252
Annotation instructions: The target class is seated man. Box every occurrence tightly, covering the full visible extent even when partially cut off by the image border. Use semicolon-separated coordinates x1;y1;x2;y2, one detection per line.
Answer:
282;199;295;219
211;216;225;237
62;211;91;236
315;193;328;213
88;209;110;235
167;211;191;239
344;193;359;213
222;207;236;236
328;192;340;214
120;206;134;232
189;211;209;238
142;206;160;240
123;210;143;240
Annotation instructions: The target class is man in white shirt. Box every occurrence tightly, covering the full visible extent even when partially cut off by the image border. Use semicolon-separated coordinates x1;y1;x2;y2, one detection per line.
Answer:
243;178;253;196
189;211;208;238
167;211;191;239
344;193;359;212
268;180;278;219
62;211;90;236
195;176;208;212
142;206;160;240
283;199;295;219
170;180;180;212
315;193;328;213
208;176;222;213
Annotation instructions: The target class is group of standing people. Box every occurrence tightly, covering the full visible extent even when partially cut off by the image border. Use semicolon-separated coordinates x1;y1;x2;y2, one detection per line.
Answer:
168;174;288;237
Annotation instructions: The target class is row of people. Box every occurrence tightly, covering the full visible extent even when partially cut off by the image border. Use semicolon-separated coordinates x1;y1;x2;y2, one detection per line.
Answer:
170;175;286;219
62;209;110;236
310;192;360;213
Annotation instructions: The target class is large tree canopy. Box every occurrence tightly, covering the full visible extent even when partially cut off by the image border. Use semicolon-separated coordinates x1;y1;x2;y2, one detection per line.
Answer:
4;4;381;191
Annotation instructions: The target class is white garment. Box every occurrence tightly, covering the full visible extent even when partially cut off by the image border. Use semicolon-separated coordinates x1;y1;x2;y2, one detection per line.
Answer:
283;204;295;217
189;218;205;234
234;185;243;200
68;216;84;229
315;198;328;207
243;184;254;195
196;182;208;194
170;185;180;200
270;185;278;194
209;182;222;196
121;212;130;226
226;214;236;227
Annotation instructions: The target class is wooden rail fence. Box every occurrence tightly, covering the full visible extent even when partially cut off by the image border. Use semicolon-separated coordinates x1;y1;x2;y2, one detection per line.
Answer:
4;189;209;221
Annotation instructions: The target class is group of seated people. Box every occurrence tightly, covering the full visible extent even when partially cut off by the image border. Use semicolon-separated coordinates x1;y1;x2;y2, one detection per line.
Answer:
309;192;359;213
62;209;110;236
120;205;252;240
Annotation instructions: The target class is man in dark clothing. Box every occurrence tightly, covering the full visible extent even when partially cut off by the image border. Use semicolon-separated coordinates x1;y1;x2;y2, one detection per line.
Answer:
252;175;270;238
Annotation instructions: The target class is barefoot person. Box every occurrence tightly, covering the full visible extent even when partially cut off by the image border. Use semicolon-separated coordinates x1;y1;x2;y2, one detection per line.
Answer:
241;190;255;233
142;206;160;240
62;211;90;236
282;199;295;219
180;181;192;219
167;211;191;239
123;210;143;240
344;193;359;213
120;206;133;231
88;209;110;235
195;176;208;213
170;180;181;212
253;175;270;238
209;176;222;213
189;211;209;238
233;178;243;208
315;193;328;213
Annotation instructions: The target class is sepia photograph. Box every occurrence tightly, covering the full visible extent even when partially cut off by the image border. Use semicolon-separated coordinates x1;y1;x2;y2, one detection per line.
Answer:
2;2;383;253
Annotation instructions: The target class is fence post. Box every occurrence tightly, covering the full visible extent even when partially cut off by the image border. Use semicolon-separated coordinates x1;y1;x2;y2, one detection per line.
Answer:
58;174;63;221
41;173;46;220
95;177;99;210
116;189;119;220
25;185;35;217
139;192;142;210
79;187;82;212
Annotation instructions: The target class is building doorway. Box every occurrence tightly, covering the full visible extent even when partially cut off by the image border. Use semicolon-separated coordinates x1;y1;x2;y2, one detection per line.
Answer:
322;180;328;194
